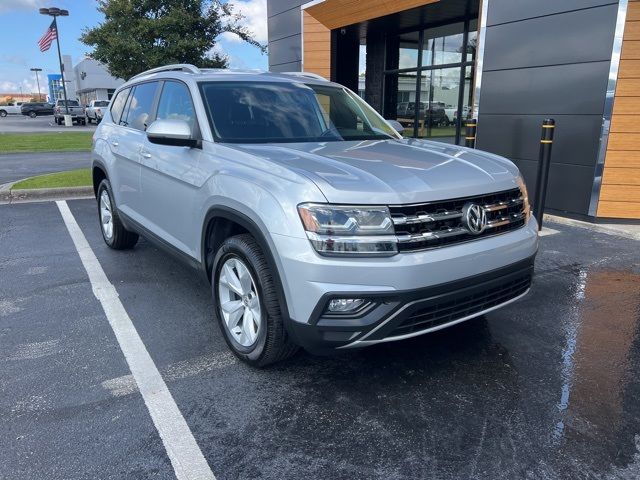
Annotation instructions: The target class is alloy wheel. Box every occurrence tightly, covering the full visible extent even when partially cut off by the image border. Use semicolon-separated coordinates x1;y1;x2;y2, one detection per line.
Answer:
217;257;262;347
99;190;114;241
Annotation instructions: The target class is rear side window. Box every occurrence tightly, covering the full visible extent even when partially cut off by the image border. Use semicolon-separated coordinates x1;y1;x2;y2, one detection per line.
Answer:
110;88;130;124
156;81;196;129
121;82;159;131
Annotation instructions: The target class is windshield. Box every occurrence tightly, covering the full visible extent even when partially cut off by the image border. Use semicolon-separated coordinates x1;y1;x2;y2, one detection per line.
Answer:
198;81;400;143
59;100;79;106
94;101;109;107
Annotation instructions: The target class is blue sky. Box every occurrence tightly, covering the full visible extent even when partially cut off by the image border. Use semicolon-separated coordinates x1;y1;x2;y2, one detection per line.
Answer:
0;0;268;95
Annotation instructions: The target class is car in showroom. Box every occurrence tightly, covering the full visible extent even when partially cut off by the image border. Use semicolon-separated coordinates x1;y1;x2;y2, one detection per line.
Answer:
91;64;538;367
20;102;54;118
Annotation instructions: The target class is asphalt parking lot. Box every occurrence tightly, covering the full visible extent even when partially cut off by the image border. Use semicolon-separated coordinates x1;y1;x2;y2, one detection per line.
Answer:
0;151;89;185
0;115;97;133
1;199;639;479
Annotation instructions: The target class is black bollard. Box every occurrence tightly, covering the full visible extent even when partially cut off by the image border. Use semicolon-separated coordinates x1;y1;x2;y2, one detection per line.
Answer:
465;119;477;148
533;119;555;230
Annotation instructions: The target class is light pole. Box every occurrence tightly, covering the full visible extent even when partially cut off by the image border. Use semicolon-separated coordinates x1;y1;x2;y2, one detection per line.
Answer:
39;7;69;114
30;67;42;101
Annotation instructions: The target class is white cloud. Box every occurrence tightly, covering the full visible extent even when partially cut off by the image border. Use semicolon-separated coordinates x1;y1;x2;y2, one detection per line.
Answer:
0;0;45;15
224;0;267;43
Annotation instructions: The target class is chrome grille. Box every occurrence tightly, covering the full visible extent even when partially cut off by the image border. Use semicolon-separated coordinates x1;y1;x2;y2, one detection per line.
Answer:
389;188;527;252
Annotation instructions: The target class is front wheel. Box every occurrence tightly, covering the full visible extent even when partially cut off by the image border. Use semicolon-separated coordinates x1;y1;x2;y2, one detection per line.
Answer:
97;179;139;250
29;111;37;118
0;110;7;118
213;235;298;367
86;115;92;124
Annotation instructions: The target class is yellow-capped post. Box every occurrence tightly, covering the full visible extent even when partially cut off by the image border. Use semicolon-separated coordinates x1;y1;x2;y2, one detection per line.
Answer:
533;118;555;230
464;119;477;149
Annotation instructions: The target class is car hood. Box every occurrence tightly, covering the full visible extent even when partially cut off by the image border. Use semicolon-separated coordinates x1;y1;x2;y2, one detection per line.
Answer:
230;139;522;204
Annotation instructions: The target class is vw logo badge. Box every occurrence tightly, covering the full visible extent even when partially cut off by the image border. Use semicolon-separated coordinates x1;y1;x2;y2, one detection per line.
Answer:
462;202;487;235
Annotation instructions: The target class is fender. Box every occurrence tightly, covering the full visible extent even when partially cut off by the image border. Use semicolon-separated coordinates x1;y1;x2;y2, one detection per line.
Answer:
201;206;294;327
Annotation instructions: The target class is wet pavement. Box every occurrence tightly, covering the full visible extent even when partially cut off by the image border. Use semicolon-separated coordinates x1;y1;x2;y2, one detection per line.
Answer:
1;199;639;479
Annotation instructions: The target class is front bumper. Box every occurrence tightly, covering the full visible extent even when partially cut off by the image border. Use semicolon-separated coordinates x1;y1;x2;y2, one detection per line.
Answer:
287;255;534;353
271;217;538;353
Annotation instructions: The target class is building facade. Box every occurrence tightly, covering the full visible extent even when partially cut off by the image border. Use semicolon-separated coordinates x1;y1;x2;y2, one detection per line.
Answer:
267;0;639;221
73;58;123;106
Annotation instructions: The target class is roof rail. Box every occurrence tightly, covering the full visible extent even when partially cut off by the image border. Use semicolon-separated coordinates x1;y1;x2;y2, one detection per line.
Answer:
281;71;328;81
129;64;200;80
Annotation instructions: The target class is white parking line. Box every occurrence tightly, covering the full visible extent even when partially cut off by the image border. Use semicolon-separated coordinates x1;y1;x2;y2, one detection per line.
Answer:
56;201;216;480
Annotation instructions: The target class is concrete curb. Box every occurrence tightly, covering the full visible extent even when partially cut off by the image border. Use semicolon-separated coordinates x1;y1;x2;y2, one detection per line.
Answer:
544;214;640;241
0;186;93;204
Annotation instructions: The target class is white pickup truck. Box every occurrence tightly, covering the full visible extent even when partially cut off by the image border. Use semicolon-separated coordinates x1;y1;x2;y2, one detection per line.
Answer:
85;100;110;124
0;102;23;117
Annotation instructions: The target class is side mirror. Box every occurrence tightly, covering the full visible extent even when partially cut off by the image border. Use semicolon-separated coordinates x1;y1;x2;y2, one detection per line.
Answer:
146;119;198;147
386;119;404;134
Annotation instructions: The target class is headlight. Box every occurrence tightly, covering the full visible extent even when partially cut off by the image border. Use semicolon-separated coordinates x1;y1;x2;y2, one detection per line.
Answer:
516;176;531;221
297;203;397;256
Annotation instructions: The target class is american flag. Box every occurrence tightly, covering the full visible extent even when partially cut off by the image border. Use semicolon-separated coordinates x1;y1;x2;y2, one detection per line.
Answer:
38;20;57;52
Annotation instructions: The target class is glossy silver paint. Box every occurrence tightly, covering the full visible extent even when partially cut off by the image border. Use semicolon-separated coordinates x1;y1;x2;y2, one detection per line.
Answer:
92;69;538;337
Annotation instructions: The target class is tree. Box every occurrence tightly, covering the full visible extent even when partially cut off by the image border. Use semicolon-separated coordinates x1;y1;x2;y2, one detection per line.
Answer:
81;0;265;80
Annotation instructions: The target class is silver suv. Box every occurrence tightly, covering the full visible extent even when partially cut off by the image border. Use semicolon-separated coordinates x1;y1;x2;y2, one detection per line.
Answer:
92;64;538;366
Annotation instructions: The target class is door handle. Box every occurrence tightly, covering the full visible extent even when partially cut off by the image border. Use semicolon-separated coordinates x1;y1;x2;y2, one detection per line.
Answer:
111;141;119;147
141;151;152;159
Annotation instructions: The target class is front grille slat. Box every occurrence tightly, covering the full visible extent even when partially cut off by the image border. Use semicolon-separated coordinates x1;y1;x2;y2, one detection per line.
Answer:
390;188;527;252
388;272;532;338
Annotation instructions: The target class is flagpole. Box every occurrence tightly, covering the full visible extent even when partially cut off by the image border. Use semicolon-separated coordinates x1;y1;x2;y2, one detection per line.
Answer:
52;17;69;114
40;8;70;115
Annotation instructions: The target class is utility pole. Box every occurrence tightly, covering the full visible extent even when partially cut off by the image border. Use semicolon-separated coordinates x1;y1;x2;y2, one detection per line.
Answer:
30;67;43;101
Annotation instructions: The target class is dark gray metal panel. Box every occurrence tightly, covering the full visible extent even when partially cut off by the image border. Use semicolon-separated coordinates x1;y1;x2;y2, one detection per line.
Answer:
268;0;304;18
483;5;617;71
479;62;610;115
269;61;302;72
487;0;618;26
268;7;302;42
268;35;302;66
476;115;603;167
513;159;595;214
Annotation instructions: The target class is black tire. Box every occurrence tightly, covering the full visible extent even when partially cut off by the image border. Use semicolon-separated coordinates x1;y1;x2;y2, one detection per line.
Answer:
55;117;60;125
0;110;7;118
212;234;298;367
29;111;37;118
97;179;139;250
86;115;92;124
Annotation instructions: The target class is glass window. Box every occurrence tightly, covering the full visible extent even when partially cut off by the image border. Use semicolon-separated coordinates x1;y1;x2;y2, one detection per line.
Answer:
389;72;418;137
466;19;478;63
417;67;461;143
198;81;398;143
398;31;420;69
95;101;109;107
110;88;130;125
121;82;158;131
422;23;465;66
156;81;196;129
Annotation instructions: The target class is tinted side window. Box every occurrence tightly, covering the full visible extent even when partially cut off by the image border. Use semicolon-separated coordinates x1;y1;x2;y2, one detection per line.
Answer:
156;81;196;129
121;82;158;131
110;88;130;124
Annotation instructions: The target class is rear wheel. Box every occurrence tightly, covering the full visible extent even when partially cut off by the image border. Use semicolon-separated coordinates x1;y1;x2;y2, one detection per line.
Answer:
213;234;298;367
0;110;7;117
97;179;138;250
28;111;37;118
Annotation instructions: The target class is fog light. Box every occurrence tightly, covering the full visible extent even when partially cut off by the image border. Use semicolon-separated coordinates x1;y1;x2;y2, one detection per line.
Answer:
328;298;366;313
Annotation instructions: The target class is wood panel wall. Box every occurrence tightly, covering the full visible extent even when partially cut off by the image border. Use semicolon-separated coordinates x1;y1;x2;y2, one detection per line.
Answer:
305;0;439;30
302;10;331;79
598;0;640;219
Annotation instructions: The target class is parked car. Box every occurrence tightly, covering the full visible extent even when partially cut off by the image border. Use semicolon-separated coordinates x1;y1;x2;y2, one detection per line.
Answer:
54;99;86;125
85;100;110;124
396;101;447;127
0;101;24;117
20;102;54;118
92;65;538;367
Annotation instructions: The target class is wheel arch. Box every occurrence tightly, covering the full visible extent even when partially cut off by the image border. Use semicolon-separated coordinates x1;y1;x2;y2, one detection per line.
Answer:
201;206;293;324
92;160;108;198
